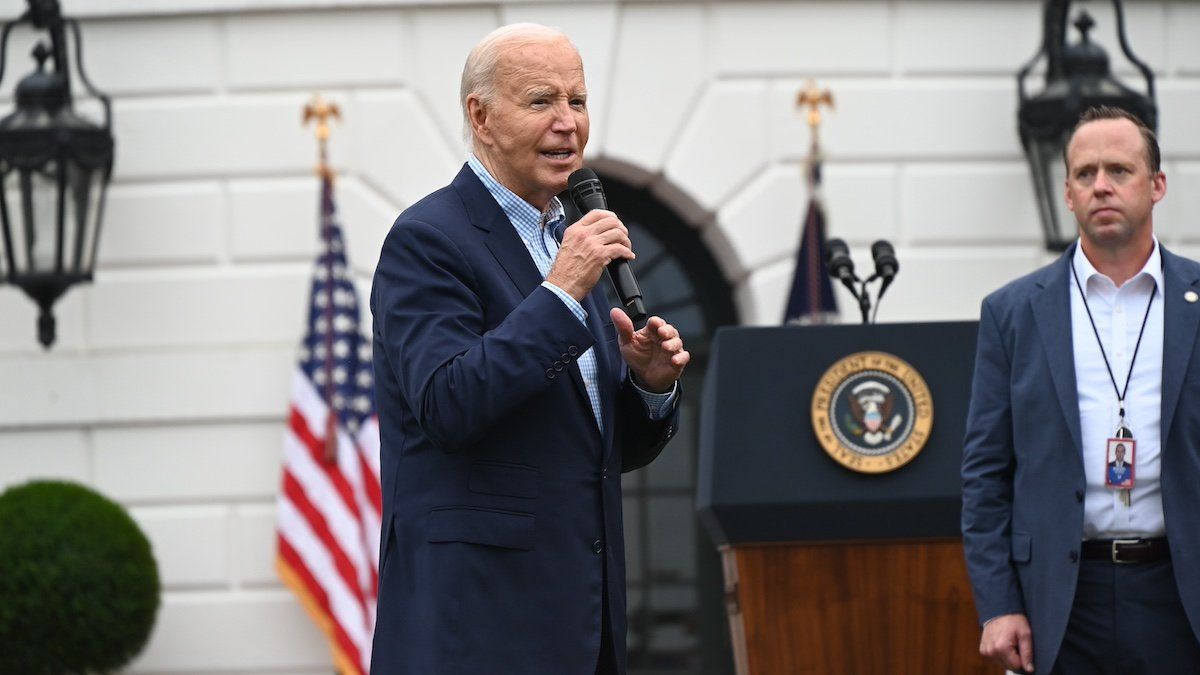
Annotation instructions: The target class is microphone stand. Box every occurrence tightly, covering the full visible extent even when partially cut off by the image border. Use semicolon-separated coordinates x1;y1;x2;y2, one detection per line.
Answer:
832;269;890;325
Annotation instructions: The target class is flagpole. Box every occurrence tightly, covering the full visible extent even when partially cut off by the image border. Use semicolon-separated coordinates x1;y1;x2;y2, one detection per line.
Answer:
303;94;342;464
796;79;833;168
783;81;838;325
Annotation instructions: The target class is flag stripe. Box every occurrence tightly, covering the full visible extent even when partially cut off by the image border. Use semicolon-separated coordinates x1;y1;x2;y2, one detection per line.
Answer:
277;538;366;674
278;496;370;662
291;406;364;523
284;423;372;582
283;469;369;612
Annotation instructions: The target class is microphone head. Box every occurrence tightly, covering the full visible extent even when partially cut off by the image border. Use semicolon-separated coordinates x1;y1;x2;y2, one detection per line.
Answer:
568;168;599;191
870;239;898;277
826;238;850;262
568;167;607;212
825;238;854;280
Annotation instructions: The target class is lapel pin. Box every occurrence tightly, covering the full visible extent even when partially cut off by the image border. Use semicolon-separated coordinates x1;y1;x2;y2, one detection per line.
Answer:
1186;291;1199;304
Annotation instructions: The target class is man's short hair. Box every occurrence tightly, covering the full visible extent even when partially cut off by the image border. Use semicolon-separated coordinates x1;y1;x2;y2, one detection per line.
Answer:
1062;105;1161;174
459;23;576;148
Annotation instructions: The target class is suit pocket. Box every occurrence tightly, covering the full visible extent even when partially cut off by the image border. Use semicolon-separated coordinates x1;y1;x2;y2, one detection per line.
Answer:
469;460;539;499
1011;531;1032;564
427;506;535;550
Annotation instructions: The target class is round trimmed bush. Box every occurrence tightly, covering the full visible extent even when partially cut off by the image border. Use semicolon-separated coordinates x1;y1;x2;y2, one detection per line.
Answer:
0;480;160;674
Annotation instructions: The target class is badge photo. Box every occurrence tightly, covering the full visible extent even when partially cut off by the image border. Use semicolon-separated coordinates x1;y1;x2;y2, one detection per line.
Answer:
1105;438;1136;489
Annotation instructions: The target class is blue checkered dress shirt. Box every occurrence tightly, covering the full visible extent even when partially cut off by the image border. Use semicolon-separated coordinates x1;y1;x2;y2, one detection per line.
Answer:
467;155;675;433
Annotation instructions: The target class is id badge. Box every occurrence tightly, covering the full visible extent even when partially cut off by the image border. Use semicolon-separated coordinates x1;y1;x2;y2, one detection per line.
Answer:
1104;437;1136;490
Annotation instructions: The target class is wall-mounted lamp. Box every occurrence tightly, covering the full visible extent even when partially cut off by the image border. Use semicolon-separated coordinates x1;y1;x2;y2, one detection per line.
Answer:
0;0;114;348
1017;0;1155;252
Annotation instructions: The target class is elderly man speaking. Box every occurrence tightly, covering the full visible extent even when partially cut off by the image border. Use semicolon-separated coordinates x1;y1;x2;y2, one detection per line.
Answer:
369;23;689;675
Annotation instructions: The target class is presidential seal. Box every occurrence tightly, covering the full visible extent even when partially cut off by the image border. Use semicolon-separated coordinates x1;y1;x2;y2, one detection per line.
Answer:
810;351;933;474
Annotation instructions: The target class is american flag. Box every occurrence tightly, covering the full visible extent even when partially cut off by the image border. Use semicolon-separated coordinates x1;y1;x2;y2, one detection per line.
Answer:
783;155;839;324
276;172;381;675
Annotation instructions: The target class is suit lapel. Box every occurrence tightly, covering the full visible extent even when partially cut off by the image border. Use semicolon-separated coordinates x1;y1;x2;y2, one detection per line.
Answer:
454;164;612;442
1031;250;1084;459
453;165;544;296
1160;248;1200;443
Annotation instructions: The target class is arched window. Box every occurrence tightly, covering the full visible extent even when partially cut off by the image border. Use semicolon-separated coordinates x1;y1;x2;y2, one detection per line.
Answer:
568;171;739;671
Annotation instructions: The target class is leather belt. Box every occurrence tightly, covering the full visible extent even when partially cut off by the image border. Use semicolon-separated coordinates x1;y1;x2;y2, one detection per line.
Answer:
1080;537;1171;564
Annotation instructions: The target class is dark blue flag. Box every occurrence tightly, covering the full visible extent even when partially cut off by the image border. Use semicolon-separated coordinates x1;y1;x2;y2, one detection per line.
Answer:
783;158;838;324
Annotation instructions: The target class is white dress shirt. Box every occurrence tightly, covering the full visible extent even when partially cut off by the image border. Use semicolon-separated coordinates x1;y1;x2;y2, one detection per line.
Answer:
1071;238;1166;539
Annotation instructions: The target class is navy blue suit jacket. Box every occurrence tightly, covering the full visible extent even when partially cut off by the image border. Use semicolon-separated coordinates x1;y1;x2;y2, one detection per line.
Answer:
369;165;678;674
962;243;1200;674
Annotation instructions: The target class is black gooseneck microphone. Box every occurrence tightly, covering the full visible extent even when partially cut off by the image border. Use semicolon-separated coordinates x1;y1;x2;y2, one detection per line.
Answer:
825;238;902;324
870;239;899;297
825;238;857;290
567;168;648;327
825;237;870;323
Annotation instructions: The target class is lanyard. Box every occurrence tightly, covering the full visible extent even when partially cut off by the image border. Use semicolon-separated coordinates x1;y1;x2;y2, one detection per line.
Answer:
1069;261;1156;420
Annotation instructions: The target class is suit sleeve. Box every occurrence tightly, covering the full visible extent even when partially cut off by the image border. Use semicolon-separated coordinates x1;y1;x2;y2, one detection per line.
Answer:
617;374;680;473
961;297;1027;624
372;217;595;452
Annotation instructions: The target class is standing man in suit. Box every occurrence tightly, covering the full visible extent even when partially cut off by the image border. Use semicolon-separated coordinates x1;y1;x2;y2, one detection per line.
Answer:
369;23;689;675
962;106;1200;674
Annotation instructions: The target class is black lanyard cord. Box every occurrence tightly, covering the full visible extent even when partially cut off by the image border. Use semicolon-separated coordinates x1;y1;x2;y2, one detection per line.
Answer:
1069;261;1157;420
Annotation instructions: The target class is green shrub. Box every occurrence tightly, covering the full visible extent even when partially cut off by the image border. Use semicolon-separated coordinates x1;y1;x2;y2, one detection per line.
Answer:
0;480;160;674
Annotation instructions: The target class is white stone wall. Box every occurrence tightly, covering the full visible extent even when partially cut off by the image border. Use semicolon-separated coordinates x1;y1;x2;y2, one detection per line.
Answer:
1;1;1198;672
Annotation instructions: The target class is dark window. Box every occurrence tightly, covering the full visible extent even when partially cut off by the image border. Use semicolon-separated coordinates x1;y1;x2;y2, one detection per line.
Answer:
565;173;739;674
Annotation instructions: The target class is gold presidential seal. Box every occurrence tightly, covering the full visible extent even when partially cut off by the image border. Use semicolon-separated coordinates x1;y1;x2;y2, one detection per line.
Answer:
810;351;933;474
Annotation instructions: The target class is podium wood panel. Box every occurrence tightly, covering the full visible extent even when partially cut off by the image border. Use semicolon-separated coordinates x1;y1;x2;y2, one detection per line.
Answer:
722;540;998;675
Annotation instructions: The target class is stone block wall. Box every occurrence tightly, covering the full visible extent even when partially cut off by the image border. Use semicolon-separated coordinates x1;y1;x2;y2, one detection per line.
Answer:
1;1;1197;672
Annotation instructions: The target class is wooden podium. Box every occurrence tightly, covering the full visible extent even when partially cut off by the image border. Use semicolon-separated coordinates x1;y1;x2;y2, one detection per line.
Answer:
697;323;998;674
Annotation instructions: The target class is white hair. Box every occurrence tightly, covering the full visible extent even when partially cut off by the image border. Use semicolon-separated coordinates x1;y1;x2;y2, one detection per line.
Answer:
459;23;578;149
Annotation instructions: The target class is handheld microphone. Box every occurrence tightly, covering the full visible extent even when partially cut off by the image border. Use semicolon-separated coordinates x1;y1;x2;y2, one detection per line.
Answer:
567;168;648;327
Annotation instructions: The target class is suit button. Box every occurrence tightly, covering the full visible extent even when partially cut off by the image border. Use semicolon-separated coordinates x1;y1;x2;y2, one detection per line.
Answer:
601;468;608;479
568;345;579;356
1075;490;1084;502
592;539;603;554
553;360;564;370
560;353;570;361
1069;550;1079;563
546;369;556;380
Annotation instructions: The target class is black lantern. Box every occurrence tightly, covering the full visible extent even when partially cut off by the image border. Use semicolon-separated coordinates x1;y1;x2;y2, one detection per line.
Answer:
0;0;113;348
1017;0;1156;252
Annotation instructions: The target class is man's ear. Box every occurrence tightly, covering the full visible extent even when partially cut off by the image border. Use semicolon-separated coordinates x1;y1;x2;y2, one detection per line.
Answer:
467;96;491;145
1151;170;1167;205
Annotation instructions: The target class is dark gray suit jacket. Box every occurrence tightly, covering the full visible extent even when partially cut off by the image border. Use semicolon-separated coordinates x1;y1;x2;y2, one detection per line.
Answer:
962;243;1200;674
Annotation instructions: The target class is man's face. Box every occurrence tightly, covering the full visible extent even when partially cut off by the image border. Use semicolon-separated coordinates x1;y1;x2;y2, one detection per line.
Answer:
469;37;589;209
1064;118;1166;251
1115;445;1126;462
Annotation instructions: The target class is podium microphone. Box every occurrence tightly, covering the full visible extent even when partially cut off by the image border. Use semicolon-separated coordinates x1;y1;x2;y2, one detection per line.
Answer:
567;168;648;327
869;240;899;322
825;238;857;292
826;238;871;324
870;240;898;291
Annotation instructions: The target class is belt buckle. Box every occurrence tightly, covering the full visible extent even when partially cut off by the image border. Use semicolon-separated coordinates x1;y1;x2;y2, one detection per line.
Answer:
1111;538;1140;564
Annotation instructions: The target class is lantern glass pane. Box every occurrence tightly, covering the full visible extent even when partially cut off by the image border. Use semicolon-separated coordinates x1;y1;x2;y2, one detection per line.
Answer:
1028;137;1078;248
1;170;25;276
1050;157;1076;238
60;162;96;274
73;165;104;275
20;165;61;273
